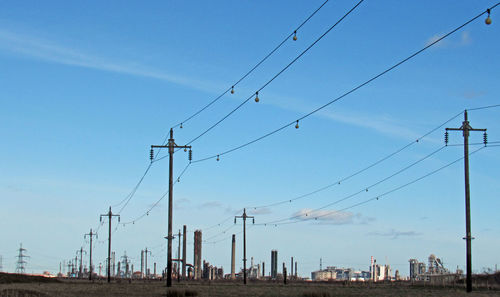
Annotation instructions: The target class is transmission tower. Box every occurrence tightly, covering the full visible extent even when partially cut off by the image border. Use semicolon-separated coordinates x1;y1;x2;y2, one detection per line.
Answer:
15;243;29;274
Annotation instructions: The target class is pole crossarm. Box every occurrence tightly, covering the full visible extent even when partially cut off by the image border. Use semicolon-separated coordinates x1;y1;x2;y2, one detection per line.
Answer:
235;208;255;285
445;110;487;293
99;206;120;283
84;229;98;280
151;129;192;287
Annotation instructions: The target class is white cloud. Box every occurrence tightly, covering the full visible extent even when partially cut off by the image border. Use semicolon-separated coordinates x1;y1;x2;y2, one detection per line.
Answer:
0;29;219;93
247;207;272;215
292;208;355;225
367;228;421;239
199;201;223;209
425;31;472;48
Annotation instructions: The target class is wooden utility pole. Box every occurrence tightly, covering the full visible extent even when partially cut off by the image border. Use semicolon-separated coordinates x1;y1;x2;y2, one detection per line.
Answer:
446;110;487;293
151;128;191;287
177;229;181;282
84;229;97;280
235;208;254;285
100;206;120;283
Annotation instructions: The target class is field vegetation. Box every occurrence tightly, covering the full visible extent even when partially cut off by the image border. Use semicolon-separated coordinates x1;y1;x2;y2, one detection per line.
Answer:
1;273;500;297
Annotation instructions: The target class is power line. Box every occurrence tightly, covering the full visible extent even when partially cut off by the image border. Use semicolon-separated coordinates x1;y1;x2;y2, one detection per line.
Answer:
190;5;498;163
184;0;366;146
112;163;152;209
258;145;488;227
171;0;331;130
468;104;500;111
261;144;448;225
187;110;497;240
120;162;191;226
249;111;463;209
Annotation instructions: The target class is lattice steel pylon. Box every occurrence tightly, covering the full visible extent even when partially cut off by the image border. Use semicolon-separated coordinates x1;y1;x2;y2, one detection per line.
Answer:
15;243;29;274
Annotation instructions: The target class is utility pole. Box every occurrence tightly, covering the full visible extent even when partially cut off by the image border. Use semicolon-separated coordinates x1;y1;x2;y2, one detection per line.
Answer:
446;110;487;293
144;248;152;279
182;225;187;279
100;206;120;283
177;229;181;282
150;128;191;287
85;229;97;280
77;247;87;278
234;208;255;285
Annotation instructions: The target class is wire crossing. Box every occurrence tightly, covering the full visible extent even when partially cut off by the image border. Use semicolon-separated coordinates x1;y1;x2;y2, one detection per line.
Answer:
171;0;331;130
190;5;499;163
184;0;366;146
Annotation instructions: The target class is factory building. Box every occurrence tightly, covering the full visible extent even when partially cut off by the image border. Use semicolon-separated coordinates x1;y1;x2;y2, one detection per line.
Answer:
202;260;224;280
247;257;261;279
409;254;450;281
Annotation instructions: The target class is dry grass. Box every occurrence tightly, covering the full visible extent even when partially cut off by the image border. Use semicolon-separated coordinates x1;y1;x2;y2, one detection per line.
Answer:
1;278;500;297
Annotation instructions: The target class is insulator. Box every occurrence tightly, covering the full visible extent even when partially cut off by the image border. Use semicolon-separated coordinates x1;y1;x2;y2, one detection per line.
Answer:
231;86;235;94
252;218;255;224
295;120;299;129
189;149;192;161
293;31;297;41
255;92;260;103
483;132;488;146
486;9;492;25
234;218;236;224
150;148;154;161
118;217;120;222
216;155;220;161
177;177;180;182
444;131;449;145
180;123;183;129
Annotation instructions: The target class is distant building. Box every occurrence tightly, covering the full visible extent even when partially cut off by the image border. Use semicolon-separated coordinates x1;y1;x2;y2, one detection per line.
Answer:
311;266;369;281
247;257;261;279
409;254;449;281
202;260;224;280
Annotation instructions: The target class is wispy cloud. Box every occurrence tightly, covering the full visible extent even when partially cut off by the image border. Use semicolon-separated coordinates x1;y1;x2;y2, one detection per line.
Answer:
461;90;486;99
247;207;272;215
199;201;223;209
261;91;423;142
425;31;472;48
0;29;219;93
0;29;436;143
367;229;421;239
174;198;191;210
292;208;372;225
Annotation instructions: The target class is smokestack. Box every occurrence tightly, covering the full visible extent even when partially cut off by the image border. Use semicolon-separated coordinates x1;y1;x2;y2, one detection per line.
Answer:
295;261;297;278
141;250;144;278
194;230;202;279
291;257;293;278
154;262;156;277
231;234;236;279
182;225;187;278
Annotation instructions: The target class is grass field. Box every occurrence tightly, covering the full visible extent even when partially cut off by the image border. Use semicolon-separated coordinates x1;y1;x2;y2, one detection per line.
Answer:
1;274;500;297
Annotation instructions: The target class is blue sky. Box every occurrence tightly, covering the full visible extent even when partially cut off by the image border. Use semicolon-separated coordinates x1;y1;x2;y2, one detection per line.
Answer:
1;0;499;277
